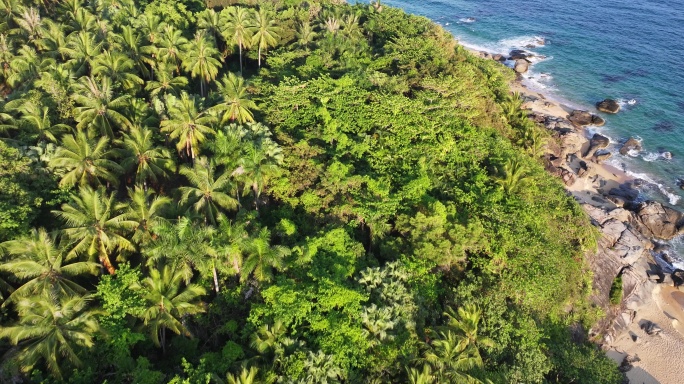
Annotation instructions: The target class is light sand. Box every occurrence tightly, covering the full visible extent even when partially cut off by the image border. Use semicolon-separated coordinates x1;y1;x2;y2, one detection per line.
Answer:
608;285;684;384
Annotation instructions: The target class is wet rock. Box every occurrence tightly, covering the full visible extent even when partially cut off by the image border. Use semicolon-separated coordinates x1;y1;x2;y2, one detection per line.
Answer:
608;185;639;202
619;137;642;155
509;49;532;60
514;59;529;74
594;151;613;164
630;201;684;240
673;269;684;287
662;151;673;160
584;133;610;158
568;110;605;126
640;320;662;336
492;53;505;62
597;99;621;114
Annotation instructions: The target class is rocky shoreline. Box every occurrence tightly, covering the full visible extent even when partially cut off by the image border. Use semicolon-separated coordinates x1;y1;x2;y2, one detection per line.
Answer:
471;45;684;382
510;75;684;383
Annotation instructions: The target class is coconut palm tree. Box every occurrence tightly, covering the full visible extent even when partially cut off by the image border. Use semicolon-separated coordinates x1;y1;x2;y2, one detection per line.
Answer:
213;215;248;276
132;263;206;353
212;72;257;124
37;19;68;59
442;304;494;359
494;158;529;195
60;30;102;75
221;6;255;74
125;187;171;246
53;186;137;275
49;129;122;188
178;156;239;225
296;21;317;51
0;294;101;380
160;92;216;160
197;8;226;51
181;32;221;97
407;365;436;384
227;366;261;384
239;143;280;211
116;25;151;79
0;228;99;304
146;62;188;98
241;228;290;283
157;24;188;74
13;6;42;44
422;331;484;383
10;100;70;142
6;45;54;90
118;126;173;188
144;217;218;289
71;76;133;138
251;8;280;68
92;50;143;92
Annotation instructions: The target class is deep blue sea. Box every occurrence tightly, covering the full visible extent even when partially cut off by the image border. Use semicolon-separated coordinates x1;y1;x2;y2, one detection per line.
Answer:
368;0;684;257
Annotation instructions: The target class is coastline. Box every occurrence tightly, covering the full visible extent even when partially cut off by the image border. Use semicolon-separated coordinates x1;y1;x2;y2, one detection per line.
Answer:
467;46;684;383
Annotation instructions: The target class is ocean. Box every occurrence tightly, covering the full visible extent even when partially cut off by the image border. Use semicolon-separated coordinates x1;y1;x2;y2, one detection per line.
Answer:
370;0;684;262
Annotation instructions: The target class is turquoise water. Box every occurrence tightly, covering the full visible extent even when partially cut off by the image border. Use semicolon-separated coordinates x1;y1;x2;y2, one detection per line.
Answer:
368;0;684;263
375;0;684;208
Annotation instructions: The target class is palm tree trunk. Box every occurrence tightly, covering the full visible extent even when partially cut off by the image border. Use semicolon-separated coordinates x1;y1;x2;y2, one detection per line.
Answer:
258;46;262;68
239;43;243;74
212;264;220;293
200;79;204;97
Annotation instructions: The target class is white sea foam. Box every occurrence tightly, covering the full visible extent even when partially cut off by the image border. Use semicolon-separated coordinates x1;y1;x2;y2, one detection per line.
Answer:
458;17;475;23
627;149;640;157
642;152;660;162
624;169;682;205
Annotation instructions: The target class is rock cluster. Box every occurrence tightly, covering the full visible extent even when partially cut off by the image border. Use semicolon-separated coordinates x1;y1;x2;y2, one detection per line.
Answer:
568;110;605;127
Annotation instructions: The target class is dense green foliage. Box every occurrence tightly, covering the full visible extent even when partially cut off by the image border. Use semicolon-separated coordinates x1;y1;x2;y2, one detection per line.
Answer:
0;0;621;382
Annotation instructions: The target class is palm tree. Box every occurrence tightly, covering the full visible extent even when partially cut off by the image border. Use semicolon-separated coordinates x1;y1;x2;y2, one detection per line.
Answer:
146;62;188;98
157;24;188;74
144;217;218;289
91;50;144;92
181;32;221;97
407;365;436;384
10;100;70;142
296;21;317;51
118;126;173;188
442;304;494;359
227;366;260;384
116;25;151;79
160;92;216;160
6;45;54;90
49;130;122;188
0;294;101;380
71;76;133;138
213;216;248;276
239;144;280;211
241;228;290;283
59;30;102;75
494;158;529;195
125;187;171;246
197;8;226;51
422;331;484;383
251;8;280;68
132;263;206;353
178;157;239;225
0;228;99;304
221;6;255;74
212;72;257;124
37;19;68;59
53;186;137;275
250;320;286;356
13;6;42;43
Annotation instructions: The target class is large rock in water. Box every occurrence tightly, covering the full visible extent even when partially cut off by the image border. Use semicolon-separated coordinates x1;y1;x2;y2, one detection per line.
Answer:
584;133;610;158
568;110;606;126
630;201;684;240
509;49;532;60
514;59;529;74
620;137;642;155
597;99;621;114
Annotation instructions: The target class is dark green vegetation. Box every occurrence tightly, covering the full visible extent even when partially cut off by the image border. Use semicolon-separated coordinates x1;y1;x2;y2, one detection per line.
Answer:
0;0;621;382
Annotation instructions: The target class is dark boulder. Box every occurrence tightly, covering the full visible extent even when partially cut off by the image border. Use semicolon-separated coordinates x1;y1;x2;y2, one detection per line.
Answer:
492;53;505;62
620;137;642;155
594;151;613;163
597;99;621;114
673;269;684;287
584;133;610;158
568;110;605;127
509;49;532;60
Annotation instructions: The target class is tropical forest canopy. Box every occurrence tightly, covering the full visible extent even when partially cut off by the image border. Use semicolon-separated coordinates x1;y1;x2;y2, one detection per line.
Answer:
0;0;622;382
